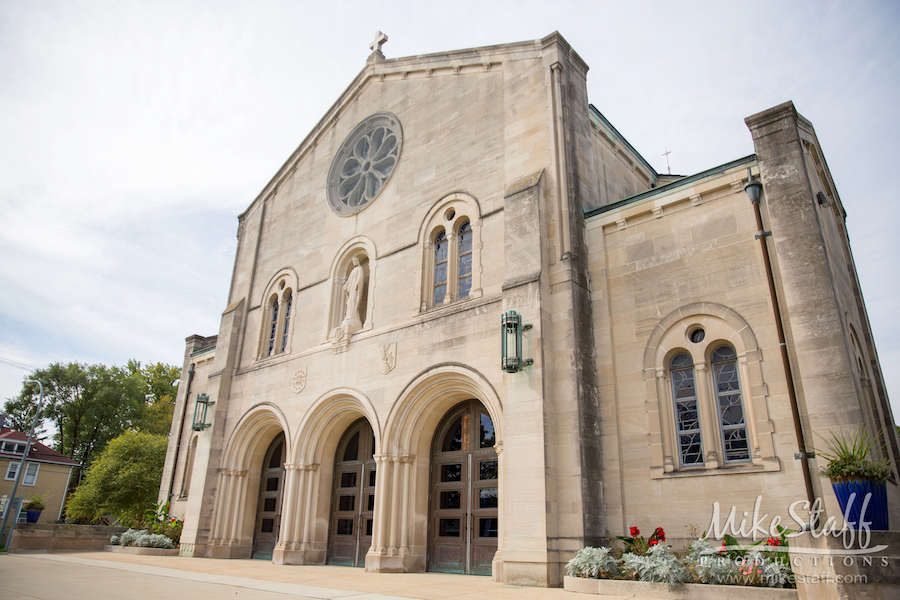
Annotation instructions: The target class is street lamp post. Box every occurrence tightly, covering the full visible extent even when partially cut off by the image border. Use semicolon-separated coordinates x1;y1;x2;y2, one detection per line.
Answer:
1;379;45;549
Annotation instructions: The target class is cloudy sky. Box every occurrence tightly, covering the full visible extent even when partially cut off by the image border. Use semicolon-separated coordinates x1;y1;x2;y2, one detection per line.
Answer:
1;1;899;420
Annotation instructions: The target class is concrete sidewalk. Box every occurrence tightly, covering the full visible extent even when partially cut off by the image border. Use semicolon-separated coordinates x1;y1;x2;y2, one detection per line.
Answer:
0;552;600;600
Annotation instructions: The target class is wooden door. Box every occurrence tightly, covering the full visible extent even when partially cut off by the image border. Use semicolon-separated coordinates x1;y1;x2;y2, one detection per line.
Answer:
328;419;376;567
252;434;285;560
429;401;498;575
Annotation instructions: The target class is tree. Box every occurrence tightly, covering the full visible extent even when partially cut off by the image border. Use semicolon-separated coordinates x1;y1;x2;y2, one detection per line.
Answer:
126;360;180;436
3;360;179;470
65;430;168;524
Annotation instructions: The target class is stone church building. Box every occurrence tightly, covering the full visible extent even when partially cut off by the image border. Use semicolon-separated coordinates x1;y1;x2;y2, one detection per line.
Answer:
159;32;899;586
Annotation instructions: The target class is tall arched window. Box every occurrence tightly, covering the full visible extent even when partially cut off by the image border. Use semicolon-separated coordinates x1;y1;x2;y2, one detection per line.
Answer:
266;294;280;356
457;221;472;300
259;273;296;358
433;230;449;306
710;345;750;463
281;291;293;352
419;194;482;312
670;353;703;467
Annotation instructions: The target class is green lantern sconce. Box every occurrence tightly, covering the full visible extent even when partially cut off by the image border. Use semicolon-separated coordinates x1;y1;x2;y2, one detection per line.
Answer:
501;310;533;373
191;393;215;431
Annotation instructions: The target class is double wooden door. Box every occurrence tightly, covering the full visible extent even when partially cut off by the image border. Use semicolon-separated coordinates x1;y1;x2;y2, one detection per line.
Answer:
328;419;376;567
429;401;498;575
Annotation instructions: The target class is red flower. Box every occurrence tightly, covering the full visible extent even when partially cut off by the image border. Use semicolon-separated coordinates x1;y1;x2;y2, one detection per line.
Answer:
629;526;640;537
655;527;665;541
767;537;781;547
649;539;658;546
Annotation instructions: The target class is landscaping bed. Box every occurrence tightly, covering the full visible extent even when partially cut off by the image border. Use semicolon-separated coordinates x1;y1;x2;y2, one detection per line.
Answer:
564;576;798;599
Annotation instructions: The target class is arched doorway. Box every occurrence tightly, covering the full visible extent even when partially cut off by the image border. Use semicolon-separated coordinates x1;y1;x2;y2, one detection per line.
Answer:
328;418;376;566
429;401;498;575
252;433;285;559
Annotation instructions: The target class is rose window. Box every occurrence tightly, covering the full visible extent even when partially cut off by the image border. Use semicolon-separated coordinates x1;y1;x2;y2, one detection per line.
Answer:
326;113;402;216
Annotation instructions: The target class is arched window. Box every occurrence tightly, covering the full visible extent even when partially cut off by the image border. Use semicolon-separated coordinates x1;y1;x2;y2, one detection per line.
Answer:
670;353;703;467
433;230;448;306
419;194;482;312
645;304;779;478
710;345;750;464
266;294;280;356
457;221;472;300
281;291;293;352
259;272;296;358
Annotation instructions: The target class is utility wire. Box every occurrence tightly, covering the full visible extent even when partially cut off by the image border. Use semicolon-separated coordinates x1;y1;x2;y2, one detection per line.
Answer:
0;356;36;371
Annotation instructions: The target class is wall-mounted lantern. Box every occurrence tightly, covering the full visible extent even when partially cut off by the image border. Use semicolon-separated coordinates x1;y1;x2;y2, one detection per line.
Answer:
501;310;533;373
191;393;215;431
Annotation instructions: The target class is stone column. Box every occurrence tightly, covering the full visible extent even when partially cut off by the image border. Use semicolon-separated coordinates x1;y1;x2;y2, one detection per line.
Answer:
274;464;300;558
398;456;414;553
228;470;248;545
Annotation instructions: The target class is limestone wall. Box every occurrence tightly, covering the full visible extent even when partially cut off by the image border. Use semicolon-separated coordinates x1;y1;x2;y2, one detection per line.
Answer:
587;160;808;541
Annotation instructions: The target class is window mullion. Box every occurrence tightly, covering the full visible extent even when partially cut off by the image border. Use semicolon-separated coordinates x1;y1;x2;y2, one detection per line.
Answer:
695;363;720;468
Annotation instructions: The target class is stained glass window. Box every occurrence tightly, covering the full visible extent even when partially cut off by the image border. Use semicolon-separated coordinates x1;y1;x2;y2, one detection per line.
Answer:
670;352;704;466
267;296;279;356
433;230;448;305
281;291;292;352
457;221;472;299
712;345;750;463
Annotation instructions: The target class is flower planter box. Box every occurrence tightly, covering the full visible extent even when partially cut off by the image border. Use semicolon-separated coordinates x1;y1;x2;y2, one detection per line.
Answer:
103;544;179;556
564;576;798;600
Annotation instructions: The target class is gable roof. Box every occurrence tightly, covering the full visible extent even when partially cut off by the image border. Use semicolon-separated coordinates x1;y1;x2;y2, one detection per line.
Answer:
0;427;80;467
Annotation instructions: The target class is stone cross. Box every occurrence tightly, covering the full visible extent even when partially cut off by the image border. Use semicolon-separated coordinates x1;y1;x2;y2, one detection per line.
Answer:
370;31;388;54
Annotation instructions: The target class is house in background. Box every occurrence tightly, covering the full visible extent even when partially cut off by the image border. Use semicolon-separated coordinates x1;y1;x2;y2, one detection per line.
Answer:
1;417;80;524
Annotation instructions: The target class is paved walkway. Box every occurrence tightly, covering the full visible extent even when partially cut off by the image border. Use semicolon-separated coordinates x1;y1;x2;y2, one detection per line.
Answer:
0;552;606;600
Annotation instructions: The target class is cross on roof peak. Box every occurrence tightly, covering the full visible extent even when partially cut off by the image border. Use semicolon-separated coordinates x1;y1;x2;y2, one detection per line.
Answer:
370;31;388;54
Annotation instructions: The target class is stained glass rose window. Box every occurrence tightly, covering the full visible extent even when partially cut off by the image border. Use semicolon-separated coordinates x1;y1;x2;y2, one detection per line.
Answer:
326;113;402;216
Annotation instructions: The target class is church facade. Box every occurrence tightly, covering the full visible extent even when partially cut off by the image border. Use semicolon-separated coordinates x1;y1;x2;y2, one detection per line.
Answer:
159;32;900;586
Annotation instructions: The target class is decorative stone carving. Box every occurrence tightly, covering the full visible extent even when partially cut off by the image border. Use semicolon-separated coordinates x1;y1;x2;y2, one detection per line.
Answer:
330;326;349;354
291;367;307;394
379;343;397;374
326;113;402;216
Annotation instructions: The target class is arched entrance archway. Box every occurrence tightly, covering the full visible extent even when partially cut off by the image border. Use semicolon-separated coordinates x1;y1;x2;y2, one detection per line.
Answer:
252;433;285;559
328;418;377;566
428;400;498;575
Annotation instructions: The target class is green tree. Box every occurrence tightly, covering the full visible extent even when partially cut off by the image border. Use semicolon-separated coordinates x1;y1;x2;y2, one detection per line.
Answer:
65;430;168;524
3;360;179;470
127;360;179;436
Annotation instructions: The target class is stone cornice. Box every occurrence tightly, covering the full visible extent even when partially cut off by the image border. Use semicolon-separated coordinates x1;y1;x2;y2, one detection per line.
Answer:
586;158;759;232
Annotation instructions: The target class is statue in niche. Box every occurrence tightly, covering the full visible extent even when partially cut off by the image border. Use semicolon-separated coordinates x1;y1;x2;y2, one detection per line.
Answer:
341;256;365;333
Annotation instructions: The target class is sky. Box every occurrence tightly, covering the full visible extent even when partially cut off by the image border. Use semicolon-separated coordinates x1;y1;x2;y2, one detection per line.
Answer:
1;1;899;422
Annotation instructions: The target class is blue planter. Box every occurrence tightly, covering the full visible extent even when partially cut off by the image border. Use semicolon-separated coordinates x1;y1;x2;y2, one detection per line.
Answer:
831;479;889;530
25;509;42;524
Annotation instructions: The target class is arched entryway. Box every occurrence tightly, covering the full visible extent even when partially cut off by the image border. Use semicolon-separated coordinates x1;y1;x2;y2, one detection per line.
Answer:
428;400;498;575
252;433;285;559
328;418;377;566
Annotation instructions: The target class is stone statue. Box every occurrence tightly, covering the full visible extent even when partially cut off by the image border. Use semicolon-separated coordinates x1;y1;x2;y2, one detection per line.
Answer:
342;257;365;332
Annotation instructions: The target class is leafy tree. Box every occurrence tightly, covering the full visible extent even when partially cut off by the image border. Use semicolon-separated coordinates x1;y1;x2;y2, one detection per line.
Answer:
65;430;168;524
3;360;179;470
126;360;180;436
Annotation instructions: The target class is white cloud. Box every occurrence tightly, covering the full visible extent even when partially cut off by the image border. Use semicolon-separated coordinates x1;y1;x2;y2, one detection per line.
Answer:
1;1;898;424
